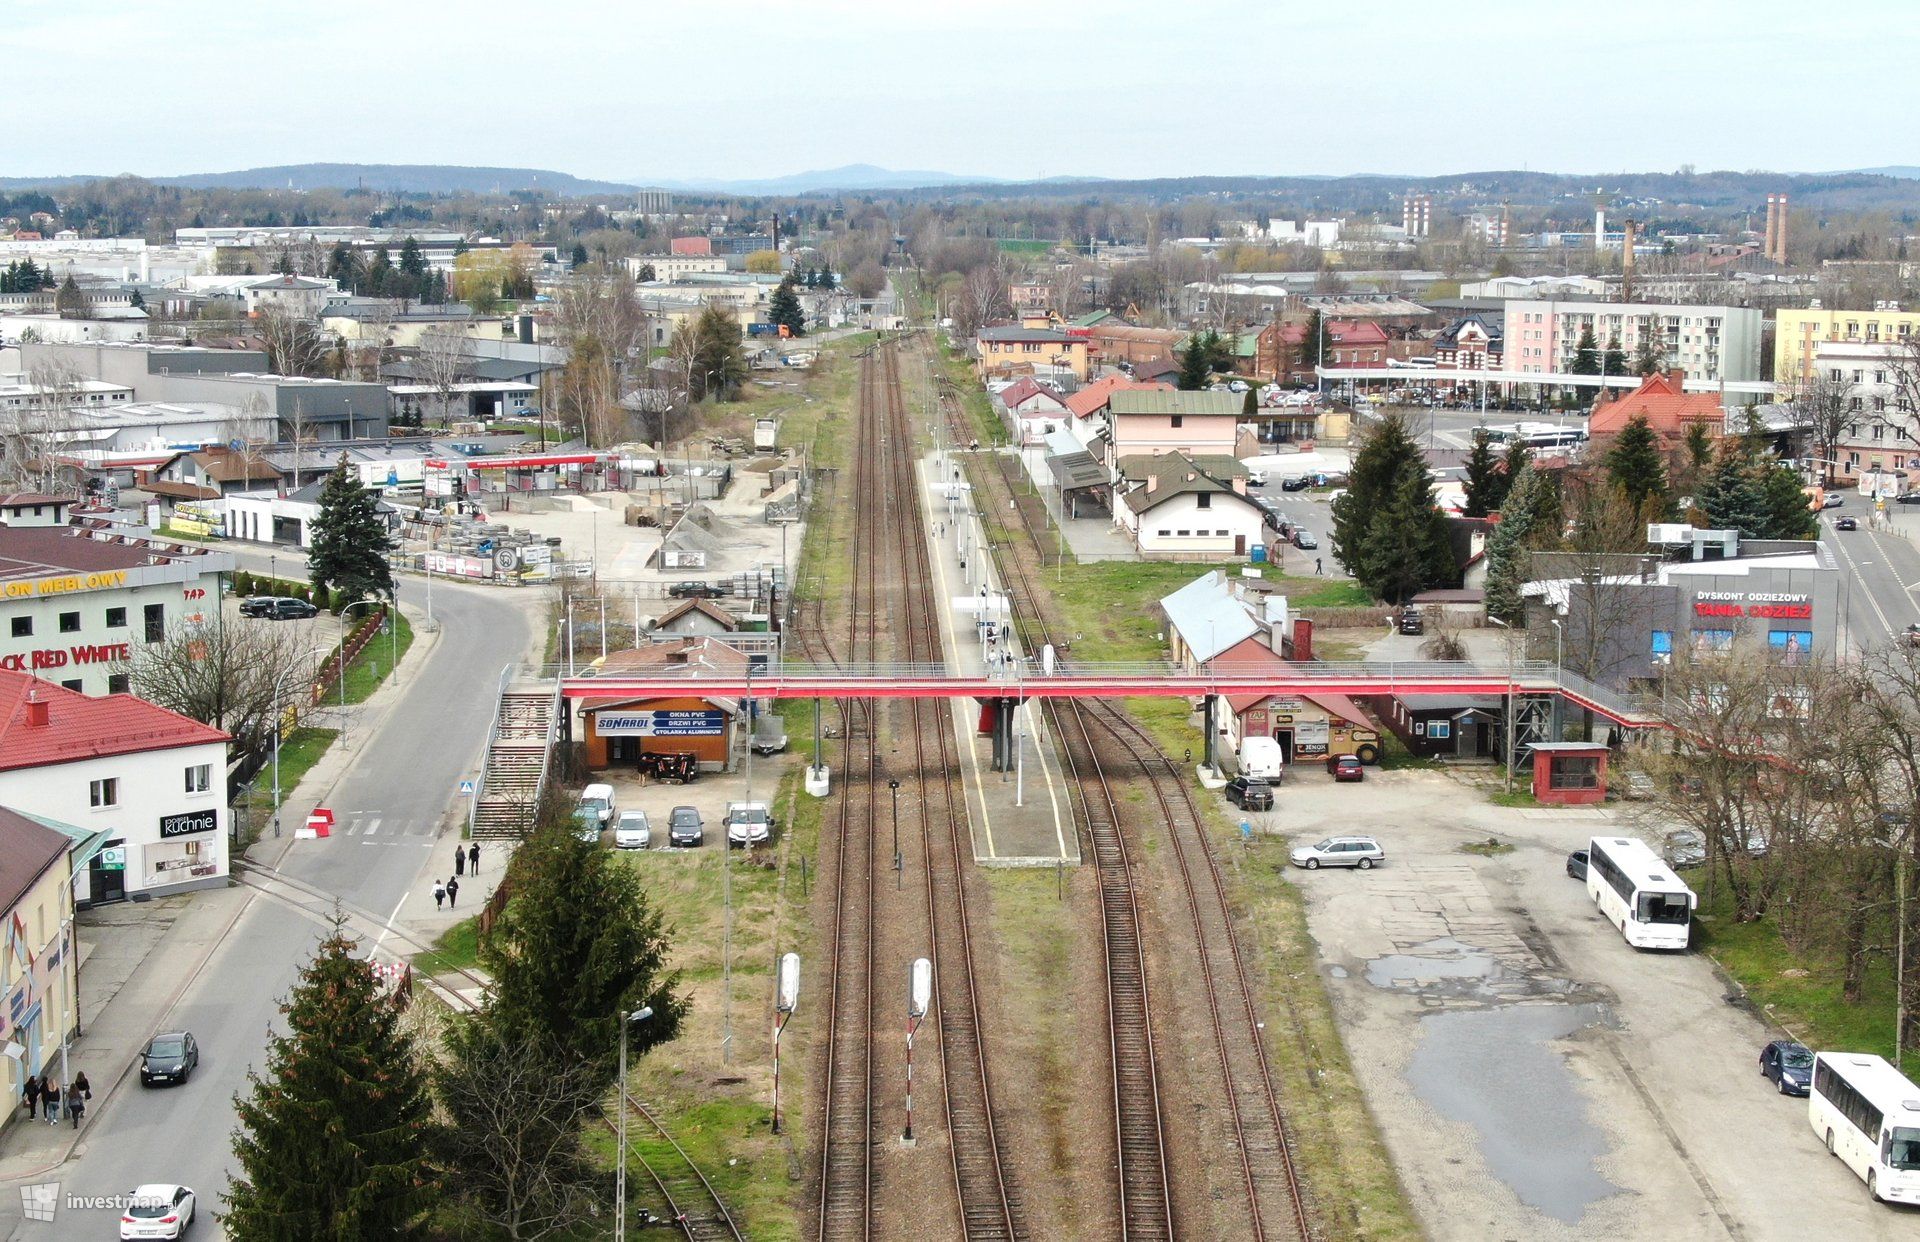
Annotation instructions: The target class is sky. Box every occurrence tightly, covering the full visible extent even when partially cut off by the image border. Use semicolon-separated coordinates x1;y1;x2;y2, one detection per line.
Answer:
4;0;1912;184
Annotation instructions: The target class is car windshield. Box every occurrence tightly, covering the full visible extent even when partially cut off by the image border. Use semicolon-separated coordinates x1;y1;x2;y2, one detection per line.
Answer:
581;795;608;810
1637;892;1692;924
1780;1047;1813;1069
148;1038;184;1057
1888;1128;1920;1171
1312;839;1336;852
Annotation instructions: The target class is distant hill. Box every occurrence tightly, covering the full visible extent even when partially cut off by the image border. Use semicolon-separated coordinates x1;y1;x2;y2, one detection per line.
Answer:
0;164;643;196
648;164;1002;195
1845;166;1920;180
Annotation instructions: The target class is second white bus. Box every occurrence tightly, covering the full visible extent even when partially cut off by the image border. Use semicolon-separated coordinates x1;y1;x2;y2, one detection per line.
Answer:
1585;835;1697;950
1809;1051;1920;1204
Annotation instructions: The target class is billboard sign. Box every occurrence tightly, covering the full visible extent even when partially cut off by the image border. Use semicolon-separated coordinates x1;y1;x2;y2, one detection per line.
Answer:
596;710;728;737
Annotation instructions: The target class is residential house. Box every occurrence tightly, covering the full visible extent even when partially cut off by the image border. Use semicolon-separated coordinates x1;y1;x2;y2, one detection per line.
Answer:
1802;339;1918;483
651;598;741;638
1433;314;1504;373
0;807;84;1134
1324;319;1390;368
1101;389;1240;472
1774;304;1920;394
995;378;1070;445
1113;452;1263;558
1504;298;1763;383
1009;282;1052;313
1254;321;1309;384
976;326;1089;381
1062;375;1170;443
241;274;339;320
1086;322;1186;370
1588;368;1726;439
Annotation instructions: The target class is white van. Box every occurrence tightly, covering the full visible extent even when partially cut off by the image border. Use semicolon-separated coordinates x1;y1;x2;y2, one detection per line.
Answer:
1237;736;1285;781
578;783;617;828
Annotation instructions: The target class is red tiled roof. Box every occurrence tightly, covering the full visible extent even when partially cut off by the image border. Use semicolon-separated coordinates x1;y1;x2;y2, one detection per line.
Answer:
0;670;229;773
1326;320;1390;345
1063;375;1169;419
1589;369;1722;438
999;378;1064;410
0;493;78;509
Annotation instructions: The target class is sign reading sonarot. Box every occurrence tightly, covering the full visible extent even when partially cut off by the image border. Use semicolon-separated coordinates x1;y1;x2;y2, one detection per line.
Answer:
596;710;727;737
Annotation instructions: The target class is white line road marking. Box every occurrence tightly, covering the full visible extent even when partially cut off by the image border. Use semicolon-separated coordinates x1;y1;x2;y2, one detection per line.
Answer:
364;817;380;836
371;887;408;955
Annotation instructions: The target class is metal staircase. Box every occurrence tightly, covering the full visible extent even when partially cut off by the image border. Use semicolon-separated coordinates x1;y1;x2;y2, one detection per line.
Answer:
471;675;562;840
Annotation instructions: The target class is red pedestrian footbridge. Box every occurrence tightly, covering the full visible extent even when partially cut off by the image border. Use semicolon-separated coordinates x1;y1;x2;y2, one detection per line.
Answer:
558;659;1663;729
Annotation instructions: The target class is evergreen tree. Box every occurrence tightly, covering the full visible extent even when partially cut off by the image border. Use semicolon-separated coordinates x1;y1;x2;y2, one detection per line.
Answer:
480;822;683;1075
802;266;819;289
1462;430;1504;517
817;265;835;291
631;262;656;283
397;236;428;281
325;243;363;294
1331;410;1426;585
366;246;394;297
307;459;396;603
1176;332;1213;390
1482;464;1559;623
768;276;807;337
1602;337;1628;376
1632;337;1666;375
1603;414;1668;512
1697;447;1771;537
1204;330;1233;373
1296;310;1325;373
127;288;144;309
1241;387;1258;418
1759;463;1819;539
1570;326;1600;375
1501;436;1533;485
689;303;749;400
225;917;438;1239
569;242;589;269
1357;462;1457;604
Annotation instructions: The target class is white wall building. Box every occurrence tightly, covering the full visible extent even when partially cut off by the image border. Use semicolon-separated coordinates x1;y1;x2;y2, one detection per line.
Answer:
625;254;728;282
1503;298;1763;383
0;522;233;696
1808;339;1919;483
0;671;231;903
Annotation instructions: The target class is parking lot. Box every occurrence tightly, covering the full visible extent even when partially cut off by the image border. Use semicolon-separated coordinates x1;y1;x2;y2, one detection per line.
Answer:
1271;768;1916;1239
578;747;797;855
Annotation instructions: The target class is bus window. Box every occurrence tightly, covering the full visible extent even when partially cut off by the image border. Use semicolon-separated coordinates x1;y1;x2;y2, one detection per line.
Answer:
1637;892;1691;924
1890;1129;1920;1171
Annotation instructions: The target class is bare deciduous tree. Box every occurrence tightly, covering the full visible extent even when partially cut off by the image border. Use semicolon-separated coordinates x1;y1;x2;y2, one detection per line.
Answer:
1790;370;1854;483
257;306;333;377
415;324;475;425
114;616;328;760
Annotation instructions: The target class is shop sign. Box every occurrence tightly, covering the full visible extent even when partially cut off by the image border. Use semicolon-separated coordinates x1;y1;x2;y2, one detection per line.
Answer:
426;552;492;579
1692;591;1812;621
0;571;129;598
98;847;126;872
0;642;132;672
159;809;218;839
1295;719;1331;755
597;709;727;737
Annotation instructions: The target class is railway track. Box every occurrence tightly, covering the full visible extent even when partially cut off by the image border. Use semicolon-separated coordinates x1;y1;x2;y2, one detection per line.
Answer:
231;861;743;1241
879;344;1024;1240
919;337;1314;1240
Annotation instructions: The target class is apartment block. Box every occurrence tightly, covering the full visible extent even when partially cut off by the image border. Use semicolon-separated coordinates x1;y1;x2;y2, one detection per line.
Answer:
1503;299;1762;384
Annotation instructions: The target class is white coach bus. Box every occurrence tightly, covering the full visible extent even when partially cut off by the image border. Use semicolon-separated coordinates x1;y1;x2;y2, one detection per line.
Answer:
1585;835;1697;949
1809;1052;1920;1204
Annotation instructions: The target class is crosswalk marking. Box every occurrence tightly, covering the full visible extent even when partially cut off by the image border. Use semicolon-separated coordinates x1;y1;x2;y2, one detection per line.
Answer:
365;818;381;836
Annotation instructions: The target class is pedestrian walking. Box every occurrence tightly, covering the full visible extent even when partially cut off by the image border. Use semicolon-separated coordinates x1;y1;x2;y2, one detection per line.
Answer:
454;847;465;877
67;1085;85;1128
41;1079;58;1127
433;881;446;910
21;1073;38;1119
72;1071;90;1106
468;842;480;874
446;876;460;908
1315;556;1323;575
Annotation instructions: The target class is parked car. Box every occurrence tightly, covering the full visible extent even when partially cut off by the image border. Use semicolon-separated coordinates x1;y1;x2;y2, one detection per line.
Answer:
614;810;651;850
1664;828;1707;869
668;805;704;847
572;808;602;843
577;783;617;828
1327;754;1366;782
1565;848;1589;880
750;718;789;754
1224;777;1275;811
1835;516;1859;531
1620;771;1656;800
724;801;773;848
139;1031;199;1087
1280;475;1311;492
1290;835;1385;870
239;596;317;620
667;580;728;599
1822;492;1845;508
120;1184;196;1240
1759;1039;1814;1096
1396;609;1425;636
1245;467;1267;486
1897;492;1920;505
1291;529;1318;550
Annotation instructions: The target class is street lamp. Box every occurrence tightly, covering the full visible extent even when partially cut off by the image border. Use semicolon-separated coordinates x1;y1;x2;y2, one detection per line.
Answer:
338;598;390;745
614;1005;656;1242
888;777;902;877
1489;616;1518;792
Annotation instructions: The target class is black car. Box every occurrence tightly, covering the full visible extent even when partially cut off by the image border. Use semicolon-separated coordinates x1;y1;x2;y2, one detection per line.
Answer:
1280;475;1312;492
667;805;704;847
1224;777;1275;811
1397;610;1425;636
1835;516;1858;531
1565;849;1589;880
1291;530;1318;550
1898;493;1920;505
239;596;318;620
1759;1039;1814;1095
140;1031;199;1086
667;581;727;599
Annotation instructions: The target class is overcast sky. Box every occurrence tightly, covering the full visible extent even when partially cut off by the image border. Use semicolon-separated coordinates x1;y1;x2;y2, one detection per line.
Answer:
6;0;1909;183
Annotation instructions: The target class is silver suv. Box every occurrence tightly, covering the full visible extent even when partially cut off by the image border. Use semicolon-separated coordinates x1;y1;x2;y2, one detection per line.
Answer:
1289;835;1385;870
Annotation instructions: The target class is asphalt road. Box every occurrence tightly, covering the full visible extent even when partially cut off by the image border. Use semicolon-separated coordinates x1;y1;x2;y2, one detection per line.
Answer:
13;553;533;1239
1822;503;1920;652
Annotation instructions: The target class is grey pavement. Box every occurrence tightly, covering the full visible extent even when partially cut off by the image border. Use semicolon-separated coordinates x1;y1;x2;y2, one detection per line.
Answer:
0;547;537;1240
1825;501;1920;652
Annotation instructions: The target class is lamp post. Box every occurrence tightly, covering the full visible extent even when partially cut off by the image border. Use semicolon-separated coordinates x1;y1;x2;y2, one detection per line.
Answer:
614;1005;656;1242
905;958;931;1143
888;778;901;879
1489;616;1518;792
338;599;386;745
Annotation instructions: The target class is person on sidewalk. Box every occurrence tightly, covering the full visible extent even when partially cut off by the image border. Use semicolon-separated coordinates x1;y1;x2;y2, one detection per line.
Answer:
468;842;480;874
446;876;460;908
41;1079;58;1127
21;1073;39;1119
72;1071;90;1112
67;1083;86;1128
433;881;446;910
454;846;465;877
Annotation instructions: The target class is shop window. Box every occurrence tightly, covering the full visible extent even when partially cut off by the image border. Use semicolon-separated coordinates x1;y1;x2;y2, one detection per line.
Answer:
185;763;212;794
1426;720;1452;739
89;777;119;808
1550;757;1600;790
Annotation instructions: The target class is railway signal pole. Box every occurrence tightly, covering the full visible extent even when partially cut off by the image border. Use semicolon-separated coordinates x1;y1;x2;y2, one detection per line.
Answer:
772;954;799;1133
905;957;931;1143
614;1005;655;1242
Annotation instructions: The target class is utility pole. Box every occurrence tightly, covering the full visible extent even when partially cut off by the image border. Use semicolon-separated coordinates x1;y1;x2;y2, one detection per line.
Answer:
613;1006;655;1242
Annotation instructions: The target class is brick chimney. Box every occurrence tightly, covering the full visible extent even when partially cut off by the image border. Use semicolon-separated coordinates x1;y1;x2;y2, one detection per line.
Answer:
1667;367;1687;387
24;689;49;728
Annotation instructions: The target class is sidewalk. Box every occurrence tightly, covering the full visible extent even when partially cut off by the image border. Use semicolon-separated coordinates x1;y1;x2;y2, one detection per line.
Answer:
0;602;441;1184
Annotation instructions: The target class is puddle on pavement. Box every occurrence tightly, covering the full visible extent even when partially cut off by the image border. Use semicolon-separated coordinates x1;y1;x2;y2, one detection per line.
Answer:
1406;1002;1619;1224
1327;964;1348;978
1363;936;1576;1000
